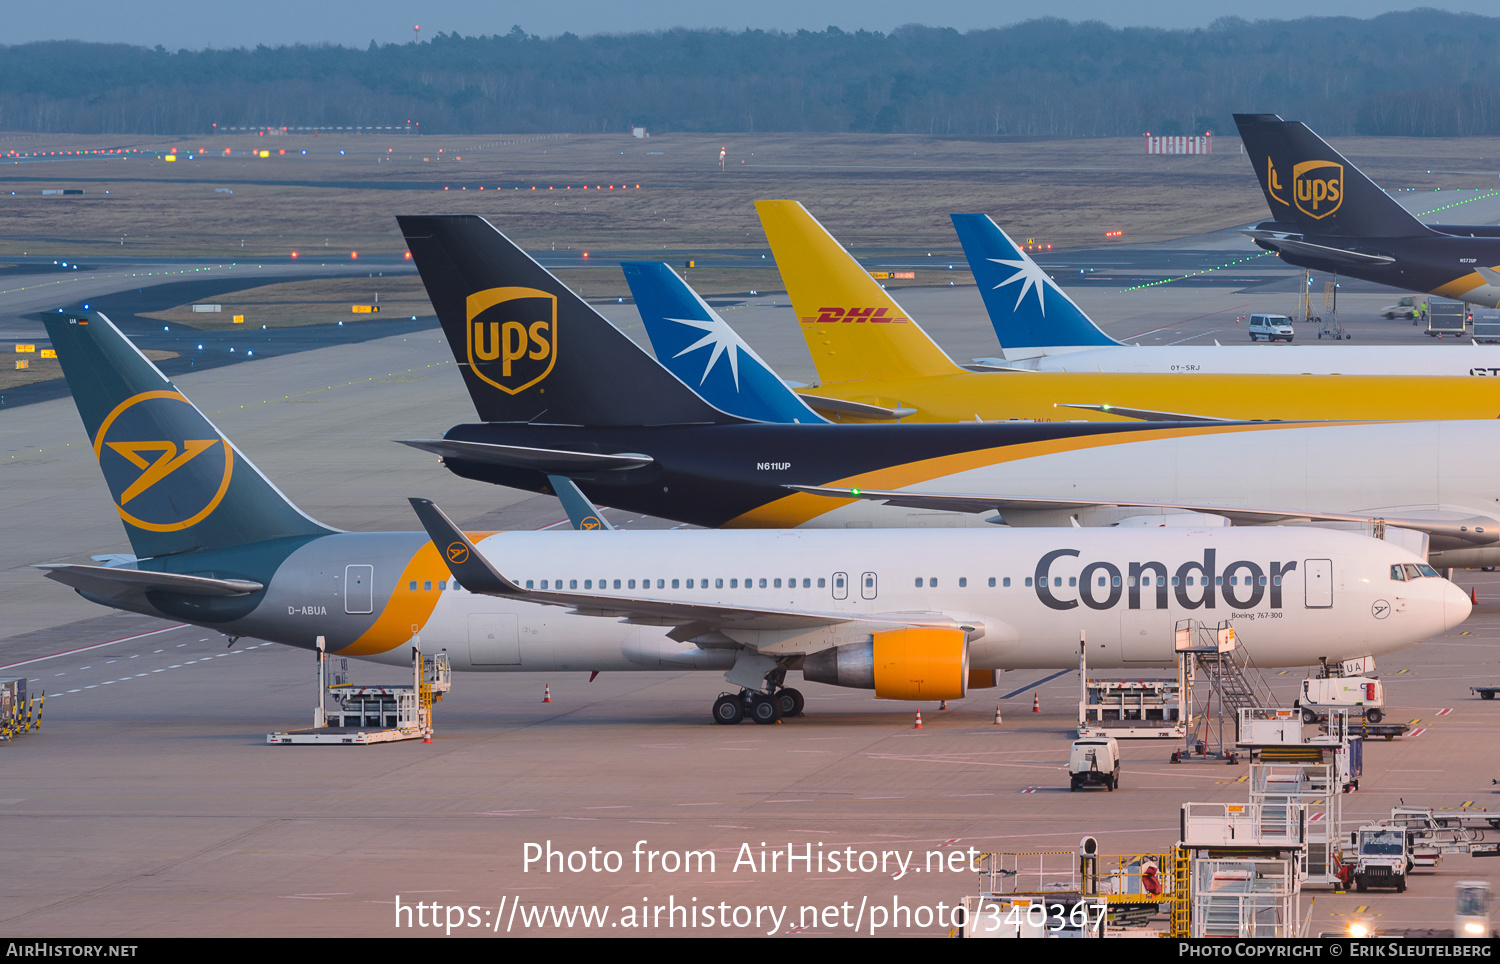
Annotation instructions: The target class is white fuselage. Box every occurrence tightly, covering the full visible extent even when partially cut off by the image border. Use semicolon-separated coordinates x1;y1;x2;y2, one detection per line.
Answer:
991;344;1500;377
790;420;1500;568
305;526;1466;677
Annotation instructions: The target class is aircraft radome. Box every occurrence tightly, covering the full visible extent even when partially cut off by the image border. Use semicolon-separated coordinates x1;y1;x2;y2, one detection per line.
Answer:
35;310;1467;723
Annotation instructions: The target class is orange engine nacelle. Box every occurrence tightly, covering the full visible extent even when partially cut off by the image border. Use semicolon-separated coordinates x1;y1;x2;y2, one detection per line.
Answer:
871;628;969;701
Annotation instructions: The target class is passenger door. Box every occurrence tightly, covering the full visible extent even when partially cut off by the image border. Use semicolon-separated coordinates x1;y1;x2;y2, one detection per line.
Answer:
1304;559;1333;608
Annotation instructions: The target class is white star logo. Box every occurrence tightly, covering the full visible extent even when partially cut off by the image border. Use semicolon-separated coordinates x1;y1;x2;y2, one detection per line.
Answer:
666;314;743;390
987;255;1051;316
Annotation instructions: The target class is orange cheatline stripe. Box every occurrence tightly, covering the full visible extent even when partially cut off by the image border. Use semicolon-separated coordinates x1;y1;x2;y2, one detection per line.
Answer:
344;532;498;655
724;420;1391;528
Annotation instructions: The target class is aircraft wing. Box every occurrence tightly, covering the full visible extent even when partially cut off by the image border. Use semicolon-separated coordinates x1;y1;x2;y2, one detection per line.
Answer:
398;438;653;472
408;498;967;645
786;486;1499;548
36;563;264;600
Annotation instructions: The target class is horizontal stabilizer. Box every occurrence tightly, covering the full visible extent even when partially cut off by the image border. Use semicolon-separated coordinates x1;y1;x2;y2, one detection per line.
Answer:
787;486;1498;550
36;563;263;599
398;438;652;472
1054;403;1239;423
1243;231;1397;267
797;394;919;420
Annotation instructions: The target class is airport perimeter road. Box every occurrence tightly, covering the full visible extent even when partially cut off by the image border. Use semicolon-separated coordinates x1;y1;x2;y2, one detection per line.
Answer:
0;575;1496;938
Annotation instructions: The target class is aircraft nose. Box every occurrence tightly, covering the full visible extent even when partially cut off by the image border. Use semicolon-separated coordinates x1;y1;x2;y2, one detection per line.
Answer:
1441;578;1473;632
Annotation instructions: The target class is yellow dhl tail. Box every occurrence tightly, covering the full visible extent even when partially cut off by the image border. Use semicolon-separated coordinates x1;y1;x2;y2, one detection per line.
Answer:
756;200;962;385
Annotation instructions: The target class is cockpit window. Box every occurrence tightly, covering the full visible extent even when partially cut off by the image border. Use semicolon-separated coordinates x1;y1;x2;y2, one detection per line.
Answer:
1416;563;1441;578
1403;564;1423;580
1390;565;1406;581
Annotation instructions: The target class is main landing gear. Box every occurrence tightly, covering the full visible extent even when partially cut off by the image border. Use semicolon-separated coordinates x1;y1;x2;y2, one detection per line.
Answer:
711;687;805;725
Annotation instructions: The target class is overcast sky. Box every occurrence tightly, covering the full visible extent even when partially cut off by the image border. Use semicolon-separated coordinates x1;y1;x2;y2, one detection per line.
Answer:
6;2;1494;50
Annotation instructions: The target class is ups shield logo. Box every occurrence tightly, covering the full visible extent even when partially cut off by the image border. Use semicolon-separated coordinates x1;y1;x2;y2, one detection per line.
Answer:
1292;159;1343;219
466;287;557;394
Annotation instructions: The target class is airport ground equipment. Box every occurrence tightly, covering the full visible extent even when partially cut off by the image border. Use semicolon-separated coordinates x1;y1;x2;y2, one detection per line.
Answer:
267;640;450;746
1472;684;1500;700
1179;801;1306;937
1473;310;1500;344
1077;632;1186;740
1428;299;1469;337
1347;720;1412;741
1383;296;1422;321
1295;674;1385;723
0;677;44;742
1068;737;1121;791
1384;806;1500;866
1349;824;1410;892
962;841;1169;937
1236;707;1363;793
1455;881;1492;938
1175;620;1273;761
1250;762;1345;887
1248;313;1295;342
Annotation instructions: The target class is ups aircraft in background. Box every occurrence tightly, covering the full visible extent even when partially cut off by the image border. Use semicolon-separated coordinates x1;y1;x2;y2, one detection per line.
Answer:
1236;112;1500;308
949;213;1500;376
399;215;1500;570
38;312;1466;724
754;200;1500;423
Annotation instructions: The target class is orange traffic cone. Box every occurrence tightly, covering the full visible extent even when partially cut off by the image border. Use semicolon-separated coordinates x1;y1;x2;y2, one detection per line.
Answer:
1472;587;1478;605
542;684;553;703
939;699;948;711
914;711;924;729
994;705;1003;726
1032;692;1041;713
423;729;432;744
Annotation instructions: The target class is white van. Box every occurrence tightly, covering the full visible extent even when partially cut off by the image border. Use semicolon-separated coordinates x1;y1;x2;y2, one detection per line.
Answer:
1068;737;1121;791
1248;314;1295;342
1296;676;1385;723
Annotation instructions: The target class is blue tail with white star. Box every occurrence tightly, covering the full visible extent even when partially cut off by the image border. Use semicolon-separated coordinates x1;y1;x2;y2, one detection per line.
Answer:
952;213;1118;349
622;263;827;424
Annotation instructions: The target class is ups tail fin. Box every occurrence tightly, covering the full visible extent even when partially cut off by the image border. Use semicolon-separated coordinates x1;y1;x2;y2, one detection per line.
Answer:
755;200;962;385
1233;113;1429;238
398;215;745;426
621;262;827;424
44;311;333;560
951;214;1117;349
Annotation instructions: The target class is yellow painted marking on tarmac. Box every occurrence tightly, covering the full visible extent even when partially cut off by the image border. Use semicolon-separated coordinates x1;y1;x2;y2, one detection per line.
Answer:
1462;801;1475;808
1277;670;1289;676
1235;775;1248;783
1408;719;1422;725
1355;905;1369;914
1396;669;1410;674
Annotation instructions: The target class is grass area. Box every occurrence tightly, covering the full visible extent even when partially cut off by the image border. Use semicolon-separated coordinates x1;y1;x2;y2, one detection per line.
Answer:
0;347;175;391
3;130;1497;263
141;276;431;330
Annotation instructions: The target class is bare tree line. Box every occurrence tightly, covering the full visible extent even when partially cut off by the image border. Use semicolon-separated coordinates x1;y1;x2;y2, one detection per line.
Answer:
1;13;1499;137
